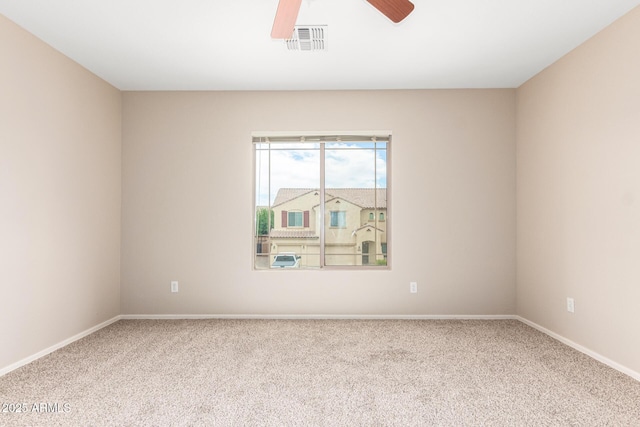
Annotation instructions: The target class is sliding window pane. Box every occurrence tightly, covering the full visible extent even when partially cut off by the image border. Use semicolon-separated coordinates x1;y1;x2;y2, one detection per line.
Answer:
255;143;320;269
324;142;387;267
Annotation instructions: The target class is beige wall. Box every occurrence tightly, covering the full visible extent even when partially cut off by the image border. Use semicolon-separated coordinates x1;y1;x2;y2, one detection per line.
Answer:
0;15;122;370
121;89;516;316
516;7;640;373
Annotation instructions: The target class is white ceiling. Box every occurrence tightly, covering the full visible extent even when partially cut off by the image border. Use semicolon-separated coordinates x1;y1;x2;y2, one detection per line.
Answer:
1;0;639;90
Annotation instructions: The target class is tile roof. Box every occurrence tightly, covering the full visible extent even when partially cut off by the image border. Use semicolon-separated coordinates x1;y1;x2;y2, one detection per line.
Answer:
269;230;319;239
272;189;316;207
272;188;386;209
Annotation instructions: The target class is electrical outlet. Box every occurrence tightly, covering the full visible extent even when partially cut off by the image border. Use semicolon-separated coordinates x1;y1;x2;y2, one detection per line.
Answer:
410;282;418;293
171;281;179;293
566;297;574;313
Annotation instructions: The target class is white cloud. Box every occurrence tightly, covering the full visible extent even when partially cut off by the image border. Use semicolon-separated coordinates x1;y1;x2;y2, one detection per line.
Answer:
256;144;387;205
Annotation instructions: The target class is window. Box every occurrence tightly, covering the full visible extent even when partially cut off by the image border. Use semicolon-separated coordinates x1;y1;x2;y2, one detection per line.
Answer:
330;211;347;228
288;211;303;227
281;210;309;228
254;133;389;269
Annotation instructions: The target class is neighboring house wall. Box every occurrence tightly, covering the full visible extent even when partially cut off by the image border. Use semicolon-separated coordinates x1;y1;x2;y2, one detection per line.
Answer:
269;191;320;267
274;190;319;233
359;208;388;263
324;198;361;241
324;198;363;266
269;190;387;266
354;225;385;266
360;209;387;232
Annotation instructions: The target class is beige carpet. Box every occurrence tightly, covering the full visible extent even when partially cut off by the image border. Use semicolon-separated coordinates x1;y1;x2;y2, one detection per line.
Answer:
1;319;639;426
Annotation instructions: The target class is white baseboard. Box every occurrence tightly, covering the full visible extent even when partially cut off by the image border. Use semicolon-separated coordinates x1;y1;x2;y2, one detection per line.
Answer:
516;316;640;382
0;315;122;377
121;314;518;320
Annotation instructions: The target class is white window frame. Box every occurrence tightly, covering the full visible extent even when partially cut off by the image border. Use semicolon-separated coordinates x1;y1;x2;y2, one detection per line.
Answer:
253;131;391;270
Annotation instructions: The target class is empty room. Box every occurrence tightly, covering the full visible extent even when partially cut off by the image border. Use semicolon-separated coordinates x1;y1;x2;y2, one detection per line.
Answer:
1;0;639;425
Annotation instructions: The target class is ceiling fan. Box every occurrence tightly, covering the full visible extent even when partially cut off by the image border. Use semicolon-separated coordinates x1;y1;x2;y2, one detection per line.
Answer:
271;0;415;39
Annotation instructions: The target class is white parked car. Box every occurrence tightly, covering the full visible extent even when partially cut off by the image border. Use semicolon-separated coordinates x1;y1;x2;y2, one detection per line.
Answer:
271;253;301;269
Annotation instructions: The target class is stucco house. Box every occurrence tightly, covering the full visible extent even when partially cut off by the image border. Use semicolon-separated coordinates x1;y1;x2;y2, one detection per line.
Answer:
266;188;387;267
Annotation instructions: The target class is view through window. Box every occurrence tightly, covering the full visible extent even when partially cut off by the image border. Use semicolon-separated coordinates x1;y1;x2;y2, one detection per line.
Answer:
254;134;389;269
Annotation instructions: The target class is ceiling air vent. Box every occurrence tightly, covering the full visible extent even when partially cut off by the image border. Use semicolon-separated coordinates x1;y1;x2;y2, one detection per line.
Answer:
285;26;327;51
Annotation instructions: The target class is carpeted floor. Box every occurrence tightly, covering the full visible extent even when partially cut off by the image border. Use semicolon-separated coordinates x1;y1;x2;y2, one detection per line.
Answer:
1;319;639;426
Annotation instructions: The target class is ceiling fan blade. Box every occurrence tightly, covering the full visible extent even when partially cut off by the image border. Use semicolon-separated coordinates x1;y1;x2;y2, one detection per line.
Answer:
271;0;302;39
366;0;414;23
